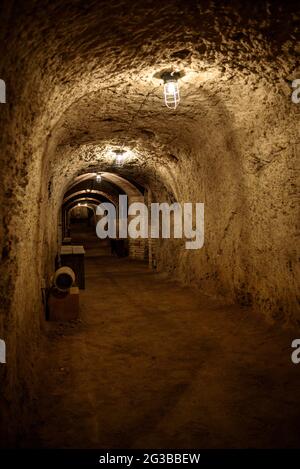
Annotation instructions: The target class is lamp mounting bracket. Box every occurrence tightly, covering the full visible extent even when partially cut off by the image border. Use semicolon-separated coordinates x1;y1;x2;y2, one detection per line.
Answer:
161;71;181;82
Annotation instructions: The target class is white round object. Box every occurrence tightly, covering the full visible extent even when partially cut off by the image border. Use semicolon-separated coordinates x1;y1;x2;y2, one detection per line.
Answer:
53;266;75;291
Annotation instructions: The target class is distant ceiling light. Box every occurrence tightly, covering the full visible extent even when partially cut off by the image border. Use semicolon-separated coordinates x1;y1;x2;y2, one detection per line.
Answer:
86;189;91;192
162;71;180;109
77;202;81;206
114;149;126;166
96;173;102;183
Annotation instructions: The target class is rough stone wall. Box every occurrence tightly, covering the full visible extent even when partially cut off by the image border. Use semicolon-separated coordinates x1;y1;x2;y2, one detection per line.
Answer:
0;0;299;444
154;83;299;325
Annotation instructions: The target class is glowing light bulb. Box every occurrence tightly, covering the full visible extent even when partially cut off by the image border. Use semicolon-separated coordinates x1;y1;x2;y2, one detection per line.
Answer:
115;150;126;166
96;173;102;183
162;72;181;109
166;81;176;94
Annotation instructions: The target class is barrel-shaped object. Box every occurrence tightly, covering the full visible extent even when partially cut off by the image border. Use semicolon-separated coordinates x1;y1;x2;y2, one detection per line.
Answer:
53;266;75;292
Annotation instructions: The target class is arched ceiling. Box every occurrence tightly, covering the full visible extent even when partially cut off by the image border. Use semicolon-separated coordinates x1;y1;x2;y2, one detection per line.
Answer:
63;190;118;207
65;172;144;196
2;0;297;191
62;171;144;223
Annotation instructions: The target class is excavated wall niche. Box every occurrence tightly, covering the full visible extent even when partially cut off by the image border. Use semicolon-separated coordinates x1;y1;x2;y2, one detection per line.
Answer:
0;0;299;445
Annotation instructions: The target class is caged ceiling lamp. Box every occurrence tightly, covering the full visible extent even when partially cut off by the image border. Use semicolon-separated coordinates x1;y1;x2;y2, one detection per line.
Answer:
114;149;126;166
161;71;181;109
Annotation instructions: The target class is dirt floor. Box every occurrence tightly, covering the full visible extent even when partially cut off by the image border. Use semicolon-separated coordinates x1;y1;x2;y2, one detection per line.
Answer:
29;224;300;448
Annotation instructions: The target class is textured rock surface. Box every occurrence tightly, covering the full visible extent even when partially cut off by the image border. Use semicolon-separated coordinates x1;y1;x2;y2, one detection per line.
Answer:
0;0;299;445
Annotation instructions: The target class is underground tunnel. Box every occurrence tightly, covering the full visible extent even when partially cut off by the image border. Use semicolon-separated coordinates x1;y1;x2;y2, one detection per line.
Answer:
0;0;299;458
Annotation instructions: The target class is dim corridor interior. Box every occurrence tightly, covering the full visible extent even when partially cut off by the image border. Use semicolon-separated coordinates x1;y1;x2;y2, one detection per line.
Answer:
29;226;300;449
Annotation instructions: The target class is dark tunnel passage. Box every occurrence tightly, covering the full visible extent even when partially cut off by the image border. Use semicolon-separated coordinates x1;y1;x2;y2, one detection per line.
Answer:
0;0;299;452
